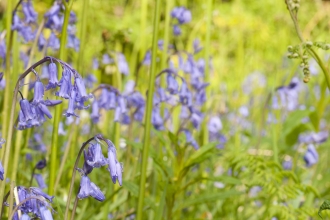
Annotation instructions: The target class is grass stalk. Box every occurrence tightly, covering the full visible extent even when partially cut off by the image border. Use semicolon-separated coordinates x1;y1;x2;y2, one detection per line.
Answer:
48;2;72;195
136;0;161;219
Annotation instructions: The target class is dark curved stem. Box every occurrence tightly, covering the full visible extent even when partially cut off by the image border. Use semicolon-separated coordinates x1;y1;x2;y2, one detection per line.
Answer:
70;192;80;220
0;190;10;219
64;134;103;220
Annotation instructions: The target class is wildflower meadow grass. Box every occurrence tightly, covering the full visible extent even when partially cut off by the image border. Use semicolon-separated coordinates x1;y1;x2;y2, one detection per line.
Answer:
1;0;330;219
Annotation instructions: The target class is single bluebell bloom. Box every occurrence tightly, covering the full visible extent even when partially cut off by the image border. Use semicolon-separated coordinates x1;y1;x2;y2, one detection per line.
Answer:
58;122;66;135
75;77;91;102
20;214;31;220
193;39;203;54
178;8;192;24
46;62;59;90
36;103;53;119
48;32;60;50
38;33;46;51
56;68;72;99
152;108;164;130
35;158;47;170
127;92;145;108
166;73;179;94
304;144;318;167
19;26;35;42
33;81;45;103
34;174;47;189
22;1;38;24
173;25;181;36
117;96;127;113
114;106;121;122
171;7;184;19
86;143;107;168
179;81;192;106
83;150;94;175
39;206;54;220
189;107;203;128
20;99;35;121
195;88;206;106
117;53;129;75
89;181;105;202
157;87;167;102
44;3;61;18
107;146;117;184
91;100;100;123
67;34;80;51
0;41;6;59
102;54;113;65
115;161;123;186
30;187;54;202
208;116;222;134
121;113;131;125
142;51;151;66
64;89;79;117
12;14;23;31
84;74;97;89
134;107;144;122
183;130;199;150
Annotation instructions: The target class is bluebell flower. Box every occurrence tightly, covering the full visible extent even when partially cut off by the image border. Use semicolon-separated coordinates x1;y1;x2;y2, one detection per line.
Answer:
83;150;94;175
157;87;167;102
299;131;328;144
39;206;54;220
67;34;80;51
180;106;190;119
143;51;151;65
84;74;97;89
183;129;199;150
171;7;192;24
304;144;319;167
0;160;4;180
46;61;59;90
44;3;61;18
20;214;31;220
166;73;179;94
12;14;23;31
134;107;145;122
77;175;105;201
75;76;92;102
195;88;206;106
152;108;164;130
117;53;129;75
56;68;72;99
86;143;107;168
19;26;36;42
34;174;47;189
38;33;46;51
173;25;181;36
20;99;35;121
126;92;145;108
102;54;113;65
64;89;79;117
58;122;66;135
193;39;203;54
117;96;127;113
22;1;38;24
179;81;192;106
209;132;227;149
99;90;116;110
48;32;60;50
30;187;54;202
0;40;6;59
107;146;117;184
35;158;47;170
282;159;292;170
91;100;101;123
121;113;131;125
115;161;123;186
189;107;203;128
114;106;121;122
208;116;222;133
33;81;45;103
20;52;29;69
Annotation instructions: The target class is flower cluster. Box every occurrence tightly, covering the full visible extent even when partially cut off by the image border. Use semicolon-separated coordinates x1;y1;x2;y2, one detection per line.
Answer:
272;77;300;111
171;6;192;36
77;137;123;202
14;186;54;219
17;57;92;130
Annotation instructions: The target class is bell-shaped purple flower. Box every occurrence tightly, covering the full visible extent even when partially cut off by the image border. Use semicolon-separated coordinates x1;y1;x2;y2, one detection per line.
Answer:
48;32;60;50
86;143;107;168
46;62;59;90
117;53;129;75
208;116;222;134
173;25;181;36
39;206;54;220
33;81;45;103
304;144;318;167
107;147;117;184
166;73;179;94
22;1;38;24
75;77;91;102
20;99;35;121
34;174;47;189
89;182;105;202
84;74;97;89
152;108;164;130
64;89;78;117
56;68;72;99
115;161;123;186
30;187;54;202
20;214;31;220
179;81;192;106
91;100;100;123
43;100;62;106
183;130;199;150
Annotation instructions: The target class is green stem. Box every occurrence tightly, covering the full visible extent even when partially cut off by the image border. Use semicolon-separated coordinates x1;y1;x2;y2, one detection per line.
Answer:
48;2;72;195
77;0;88;75
136;0;161;219
285;0;330;90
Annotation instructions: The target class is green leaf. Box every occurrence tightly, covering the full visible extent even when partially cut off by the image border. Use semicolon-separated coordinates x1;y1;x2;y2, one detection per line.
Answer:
318;200;330;219
122;180;139;197
174;190;242;211
282;110;310;136
183;142;216;169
